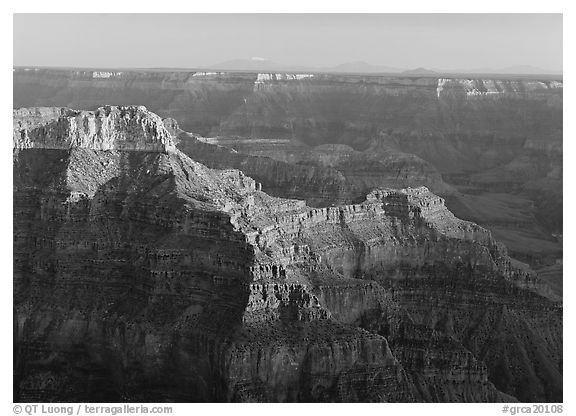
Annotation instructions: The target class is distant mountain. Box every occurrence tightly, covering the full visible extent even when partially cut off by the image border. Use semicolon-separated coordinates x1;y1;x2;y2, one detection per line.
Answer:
205;58;403;73
203;58;561;76
327;61;402;74
207;57;285;71
433;65;562;75
401;67;437;75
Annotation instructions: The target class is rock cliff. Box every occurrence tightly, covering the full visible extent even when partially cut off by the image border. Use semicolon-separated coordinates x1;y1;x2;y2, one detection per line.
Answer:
13;68;561;273
174;132;357;207
13;106;175;152
14;106;562;402
183;135;453;200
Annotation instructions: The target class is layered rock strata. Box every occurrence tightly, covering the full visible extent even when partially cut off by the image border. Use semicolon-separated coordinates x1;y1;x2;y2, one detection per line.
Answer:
179;134;452;203
14;106;562;403
13;68;563;269
14;106;175;152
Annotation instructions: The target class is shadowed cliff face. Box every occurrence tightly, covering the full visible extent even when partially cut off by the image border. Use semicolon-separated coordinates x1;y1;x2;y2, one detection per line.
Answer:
14;107;561;402
13;69;562;280
13;106;413;402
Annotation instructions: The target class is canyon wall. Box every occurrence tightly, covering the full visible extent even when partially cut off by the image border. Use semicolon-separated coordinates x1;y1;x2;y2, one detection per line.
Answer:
14;107;562;402
13;69;562;273
14;106;175;152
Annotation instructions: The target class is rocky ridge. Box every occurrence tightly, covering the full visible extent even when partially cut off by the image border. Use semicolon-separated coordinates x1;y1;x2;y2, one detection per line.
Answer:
171;124;452;208
436;78;562;97
13;106;562;402
13;68;563;262
13;106;175;153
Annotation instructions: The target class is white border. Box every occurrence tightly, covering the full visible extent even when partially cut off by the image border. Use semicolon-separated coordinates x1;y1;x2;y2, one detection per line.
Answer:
3;2;571;415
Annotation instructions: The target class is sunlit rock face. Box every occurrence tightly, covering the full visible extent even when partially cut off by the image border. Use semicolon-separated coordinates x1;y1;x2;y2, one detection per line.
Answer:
13;68;561;272
14;106;561;403
13;105;175;152
436;78;562;97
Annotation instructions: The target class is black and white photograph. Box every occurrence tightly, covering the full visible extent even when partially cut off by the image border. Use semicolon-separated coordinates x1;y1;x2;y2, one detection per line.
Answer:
7;6;570;413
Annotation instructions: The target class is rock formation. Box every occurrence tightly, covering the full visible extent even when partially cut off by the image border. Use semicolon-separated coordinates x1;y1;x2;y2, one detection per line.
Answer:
13;106;175;152
181;135;453;201
14;106;562;402
13;68;562;278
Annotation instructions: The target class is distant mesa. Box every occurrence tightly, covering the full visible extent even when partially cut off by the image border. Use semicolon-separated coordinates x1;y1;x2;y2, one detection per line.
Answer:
401;67;438;75
329;61;402;74
207;58;287;71
204;58;403;74
201;58;561;76
437;65;562;76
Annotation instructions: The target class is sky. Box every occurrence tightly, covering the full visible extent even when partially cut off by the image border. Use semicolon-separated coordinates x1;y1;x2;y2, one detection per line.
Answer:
13;14;563;72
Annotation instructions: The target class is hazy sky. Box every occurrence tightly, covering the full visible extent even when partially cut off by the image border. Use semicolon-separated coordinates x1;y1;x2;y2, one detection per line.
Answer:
13;14;563;71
